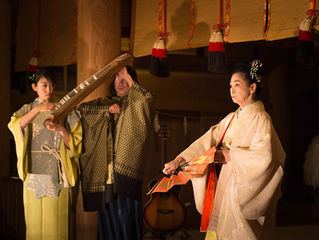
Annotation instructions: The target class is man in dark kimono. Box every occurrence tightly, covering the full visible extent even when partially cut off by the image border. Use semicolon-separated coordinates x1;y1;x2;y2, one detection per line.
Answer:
78;65;154;240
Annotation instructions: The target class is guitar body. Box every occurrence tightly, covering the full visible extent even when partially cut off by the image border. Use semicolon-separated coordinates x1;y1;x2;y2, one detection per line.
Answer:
144;125;187;233
144;180;187;232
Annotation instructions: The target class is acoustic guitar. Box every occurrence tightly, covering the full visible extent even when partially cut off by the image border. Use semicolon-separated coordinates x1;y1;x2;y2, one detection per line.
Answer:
144;125;187;232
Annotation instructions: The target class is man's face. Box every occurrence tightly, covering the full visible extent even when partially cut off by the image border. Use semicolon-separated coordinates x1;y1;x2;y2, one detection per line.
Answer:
114;68;131;97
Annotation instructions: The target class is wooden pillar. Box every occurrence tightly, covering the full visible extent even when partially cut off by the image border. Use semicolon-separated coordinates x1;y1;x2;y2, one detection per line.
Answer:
76;0;121;239
0;0;11;177
77;0;122;101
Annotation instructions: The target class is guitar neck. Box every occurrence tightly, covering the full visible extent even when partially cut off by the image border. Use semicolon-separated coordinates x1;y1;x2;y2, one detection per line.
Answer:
44;53;133;125
162;138;168;168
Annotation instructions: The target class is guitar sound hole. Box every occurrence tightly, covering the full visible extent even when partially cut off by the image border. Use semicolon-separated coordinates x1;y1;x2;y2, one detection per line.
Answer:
157;209;175;214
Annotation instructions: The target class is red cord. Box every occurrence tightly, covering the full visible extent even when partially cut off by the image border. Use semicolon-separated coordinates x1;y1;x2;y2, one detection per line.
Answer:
219;0;223;25
163;0;167;34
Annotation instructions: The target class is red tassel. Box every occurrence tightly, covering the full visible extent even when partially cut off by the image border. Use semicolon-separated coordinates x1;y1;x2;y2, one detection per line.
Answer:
298;17;313;41
150;36;170;77
208;29;227;73
29;56;39;72
296;15;316;66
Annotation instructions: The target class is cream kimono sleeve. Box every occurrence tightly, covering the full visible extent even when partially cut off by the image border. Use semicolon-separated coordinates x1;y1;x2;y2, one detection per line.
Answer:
228;113;285;220
178;113;234;213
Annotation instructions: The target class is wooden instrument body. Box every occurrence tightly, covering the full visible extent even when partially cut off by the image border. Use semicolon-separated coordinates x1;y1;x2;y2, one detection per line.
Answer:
143;125;187;232
44;53;133;126
144;181;187;232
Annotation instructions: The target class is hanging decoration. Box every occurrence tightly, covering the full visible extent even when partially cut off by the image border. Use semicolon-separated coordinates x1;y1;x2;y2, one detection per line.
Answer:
296;0;319;66
223;0;231;43
29;0;41;73
50;0;57;65
28;56;39;73
187;0;195;48
150;0;170;77
263;0;271;40
69;0;77;64
208;0;227;73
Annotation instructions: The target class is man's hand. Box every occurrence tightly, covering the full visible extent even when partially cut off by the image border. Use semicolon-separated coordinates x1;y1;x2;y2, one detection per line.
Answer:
120;67;134;87
109;103;121;114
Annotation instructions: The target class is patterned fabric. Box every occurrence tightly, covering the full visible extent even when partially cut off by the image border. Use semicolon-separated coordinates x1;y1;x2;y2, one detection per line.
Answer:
79;82;154;209
149;147;217;194
78;97;114;193
112;83;153;181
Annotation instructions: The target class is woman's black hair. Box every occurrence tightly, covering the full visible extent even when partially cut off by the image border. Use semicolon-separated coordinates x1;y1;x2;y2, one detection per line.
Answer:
232;61;263;99
28;68;56;86
109;65;138;97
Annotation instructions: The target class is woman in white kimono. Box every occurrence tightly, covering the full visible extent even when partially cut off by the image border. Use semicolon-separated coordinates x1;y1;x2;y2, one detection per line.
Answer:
8;69;82;240
163;60;286;240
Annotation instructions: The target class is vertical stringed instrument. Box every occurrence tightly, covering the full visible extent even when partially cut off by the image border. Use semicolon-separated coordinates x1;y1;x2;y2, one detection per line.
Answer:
43;53;133;126
144;125;187;232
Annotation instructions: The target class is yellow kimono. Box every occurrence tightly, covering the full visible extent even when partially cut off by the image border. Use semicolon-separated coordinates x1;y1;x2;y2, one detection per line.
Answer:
8;98;82;240
179;101;285;240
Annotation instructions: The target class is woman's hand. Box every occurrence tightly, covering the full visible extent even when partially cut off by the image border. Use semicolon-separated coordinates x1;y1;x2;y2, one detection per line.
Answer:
163;156;185;175
20;102;55;130
36;102;55;113
109;103;121;114
46;122;64;133
46;122;70;148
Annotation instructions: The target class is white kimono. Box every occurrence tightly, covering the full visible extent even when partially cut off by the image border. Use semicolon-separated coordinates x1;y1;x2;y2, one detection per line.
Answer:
179;101;285;240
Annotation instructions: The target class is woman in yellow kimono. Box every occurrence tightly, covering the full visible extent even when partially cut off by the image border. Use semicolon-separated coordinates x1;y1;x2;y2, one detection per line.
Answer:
8;69;82;240
163;60;286;240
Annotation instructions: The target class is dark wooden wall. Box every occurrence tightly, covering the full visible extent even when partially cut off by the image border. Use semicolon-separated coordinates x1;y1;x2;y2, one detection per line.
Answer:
0;178;25;240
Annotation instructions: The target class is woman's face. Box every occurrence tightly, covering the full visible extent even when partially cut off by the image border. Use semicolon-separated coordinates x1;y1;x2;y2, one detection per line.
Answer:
32;77;53;102
229;72;256;109
114;68;130;97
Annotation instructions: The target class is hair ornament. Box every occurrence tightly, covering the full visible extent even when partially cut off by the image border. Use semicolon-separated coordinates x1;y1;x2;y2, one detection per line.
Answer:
28;72;36;83
250;60;262;83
